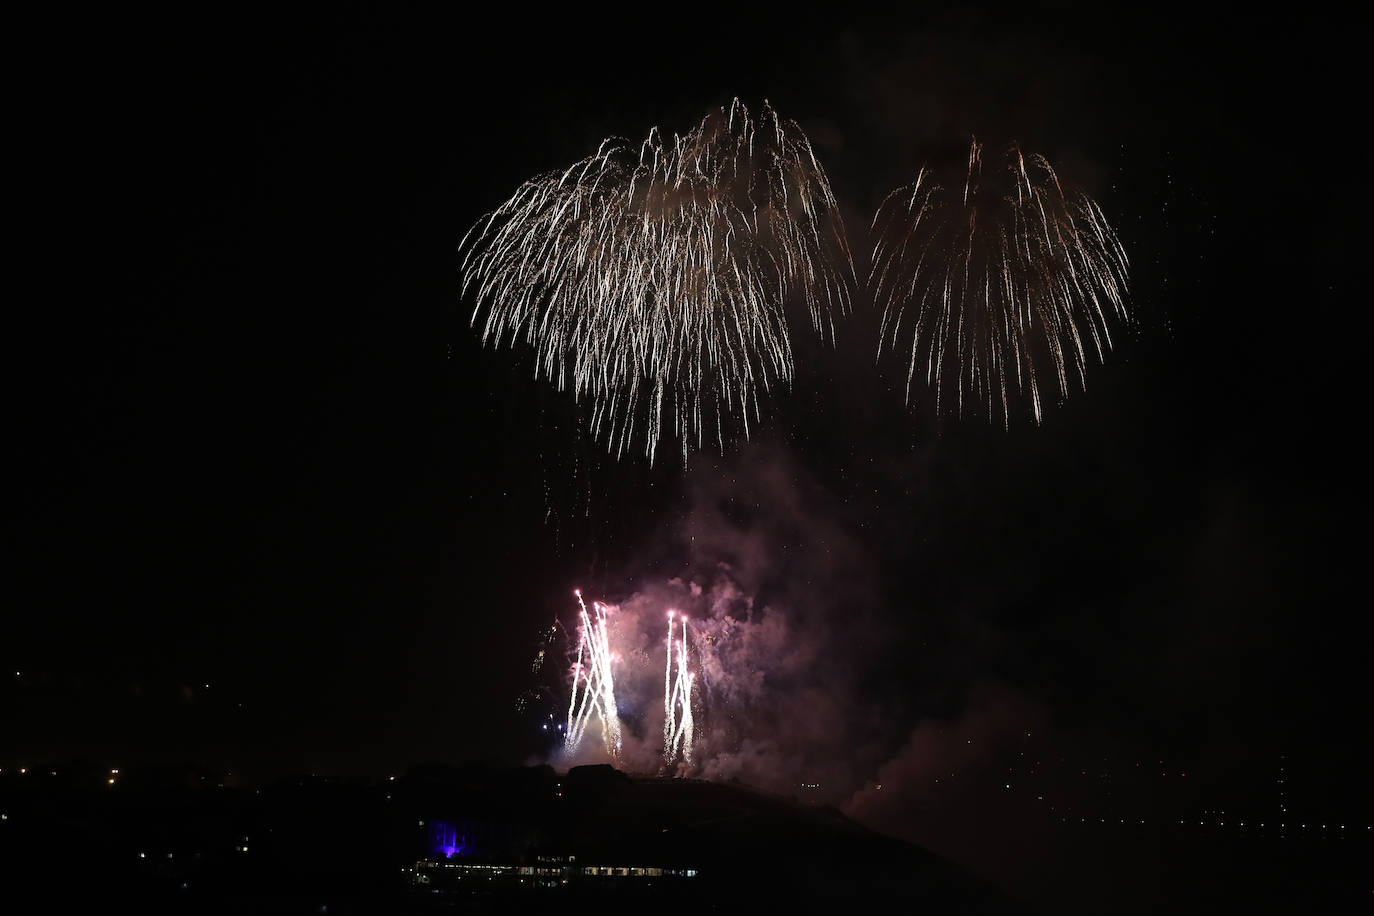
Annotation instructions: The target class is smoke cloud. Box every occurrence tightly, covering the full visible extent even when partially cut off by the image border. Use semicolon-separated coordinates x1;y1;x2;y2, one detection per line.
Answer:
555;441;897;802
556;440;1046;832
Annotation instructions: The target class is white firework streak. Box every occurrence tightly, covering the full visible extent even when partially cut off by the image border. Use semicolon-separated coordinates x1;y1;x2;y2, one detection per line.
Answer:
871;139;1130;424
564;590;622;758
663;613;695;767
460;99;853;464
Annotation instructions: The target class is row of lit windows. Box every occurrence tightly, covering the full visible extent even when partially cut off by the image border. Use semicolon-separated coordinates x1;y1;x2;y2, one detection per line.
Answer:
1057;817;1370;832
418;861;696;878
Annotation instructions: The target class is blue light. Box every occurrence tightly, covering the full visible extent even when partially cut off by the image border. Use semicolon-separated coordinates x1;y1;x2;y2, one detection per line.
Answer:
429;821;466;860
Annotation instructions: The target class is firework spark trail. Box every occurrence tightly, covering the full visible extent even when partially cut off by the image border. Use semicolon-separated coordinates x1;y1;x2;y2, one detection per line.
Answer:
592;602;622;755
565;590;622;758
676;643;695;767
461;99;853;464
663;613;694;767
871;139;1130;424
663;610;675;764
568;596;618;754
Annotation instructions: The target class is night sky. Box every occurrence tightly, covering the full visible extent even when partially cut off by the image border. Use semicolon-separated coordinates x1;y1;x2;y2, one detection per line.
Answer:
8;3;1367;853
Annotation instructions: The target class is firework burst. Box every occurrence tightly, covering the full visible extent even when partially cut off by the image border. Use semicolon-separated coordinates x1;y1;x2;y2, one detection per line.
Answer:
565;590;622;759
461;99;853;463
871;139;1130;424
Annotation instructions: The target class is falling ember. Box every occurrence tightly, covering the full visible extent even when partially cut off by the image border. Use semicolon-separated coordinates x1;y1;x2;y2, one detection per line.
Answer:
564;591;622;759
871;139;1130;424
